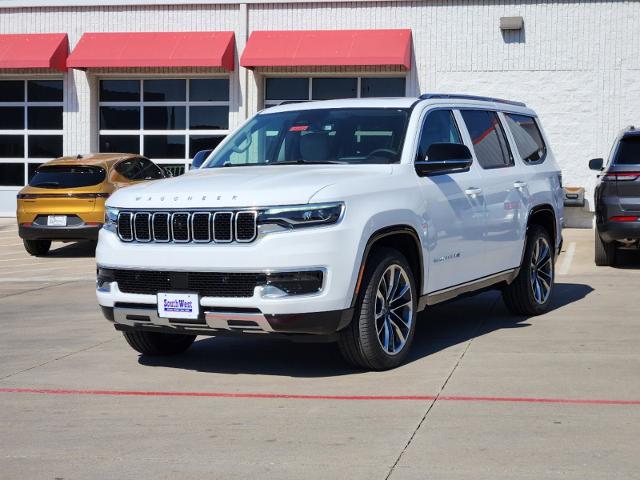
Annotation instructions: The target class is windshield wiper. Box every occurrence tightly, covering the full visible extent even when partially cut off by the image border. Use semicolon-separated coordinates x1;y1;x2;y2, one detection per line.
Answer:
268;160;347;165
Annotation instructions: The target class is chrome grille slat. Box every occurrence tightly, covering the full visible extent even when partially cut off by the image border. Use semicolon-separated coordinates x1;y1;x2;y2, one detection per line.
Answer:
116;210;257;244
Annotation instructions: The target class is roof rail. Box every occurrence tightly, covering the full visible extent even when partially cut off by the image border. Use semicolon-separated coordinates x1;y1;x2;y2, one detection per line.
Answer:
419;93;526;107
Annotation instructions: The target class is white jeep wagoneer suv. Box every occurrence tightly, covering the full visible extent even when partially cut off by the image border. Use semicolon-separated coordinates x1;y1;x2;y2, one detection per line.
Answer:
96;94;563;370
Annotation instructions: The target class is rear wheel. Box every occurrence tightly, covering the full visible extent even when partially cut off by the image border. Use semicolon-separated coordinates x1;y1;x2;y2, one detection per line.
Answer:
123;331;196;356
23;239;51;256
338;248;417;370
502;225;555;316
594;228;617;266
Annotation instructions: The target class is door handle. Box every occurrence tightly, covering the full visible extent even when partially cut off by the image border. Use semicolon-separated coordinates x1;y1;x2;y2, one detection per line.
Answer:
465;187;483;196
513;181;528;190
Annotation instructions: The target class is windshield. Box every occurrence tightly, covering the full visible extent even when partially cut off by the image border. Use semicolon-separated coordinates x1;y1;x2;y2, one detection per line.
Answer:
203;108;410;168
29;165;106;189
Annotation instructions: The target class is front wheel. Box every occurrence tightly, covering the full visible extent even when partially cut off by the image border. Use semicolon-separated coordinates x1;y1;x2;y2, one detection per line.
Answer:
23;239;51;256
123;331;196;356
338;248;417;370
502;225;555;316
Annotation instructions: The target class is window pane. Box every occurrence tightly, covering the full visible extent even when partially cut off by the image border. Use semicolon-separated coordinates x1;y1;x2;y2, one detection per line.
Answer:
0;135;24;158
0;107;24;129
28;135;63;158
361;77;406;97
190;79;229;101
100;135;140;154
144;135;185;159
461;110;512;169
417;110;462;161
27;80;63;102
144;106;186;130
265;78;309;101
615;136;640;165
115;158;164;180
29;165;106;188
189;106;228;130
505;114;546;164
160;164;185;177
189;135;225;158
0;81;24;102
143;79;186;102
28;163;44;181
100;80;140;102
27;106;63;130
100;106;140;130
0;163;24;186
312;78;357;100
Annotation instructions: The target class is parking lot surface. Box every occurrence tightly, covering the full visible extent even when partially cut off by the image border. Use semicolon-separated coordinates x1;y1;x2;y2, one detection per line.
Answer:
1;219;639;479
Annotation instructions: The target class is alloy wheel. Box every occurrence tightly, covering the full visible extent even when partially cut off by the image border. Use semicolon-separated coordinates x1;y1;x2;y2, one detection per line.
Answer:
530;237;553;304
375;264;413;355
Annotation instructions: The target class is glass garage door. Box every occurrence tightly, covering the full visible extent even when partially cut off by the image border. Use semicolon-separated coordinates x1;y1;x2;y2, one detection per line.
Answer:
0;79;64;187
98;78;230;176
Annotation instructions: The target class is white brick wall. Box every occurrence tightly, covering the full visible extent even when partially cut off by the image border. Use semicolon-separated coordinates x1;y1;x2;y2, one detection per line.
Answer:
1;0;639;221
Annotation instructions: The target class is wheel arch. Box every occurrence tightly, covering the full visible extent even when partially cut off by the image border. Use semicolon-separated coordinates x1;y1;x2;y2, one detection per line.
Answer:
350;225;424;308
524;204;559;261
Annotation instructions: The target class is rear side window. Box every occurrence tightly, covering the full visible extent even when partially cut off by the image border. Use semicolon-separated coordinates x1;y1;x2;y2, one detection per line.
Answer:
505;114;547;164
416;110;462;161
115;158;165;180
29;165;106;189
461;110;513;169
615;136;640;165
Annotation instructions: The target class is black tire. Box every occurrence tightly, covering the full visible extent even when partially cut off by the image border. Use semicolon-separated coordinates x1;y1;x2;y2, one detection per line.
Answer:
123;330;196;356
23;239;51;256
338;248;417;370
594;228;616;266
502;225;555;316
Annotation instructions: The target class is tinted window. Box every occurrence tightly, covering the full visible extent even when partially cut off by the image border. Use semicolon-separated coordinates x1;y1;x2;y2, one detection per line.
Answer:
27;106;63;130
115;158;164;180
144;106;186;130
144;135;185;159
27;80;63;102
189;135;225;158
189;106;229;130
461;110;513;169
0;107;24;130
0;81;24;102
28;135;63;158
100;106;140;130
29;165;106;188
143;80;186;102
266;78;309;101
361;78;406;97
100;80;140;102
0;135;24;158
417;110;462;161
312;78;357;100
28;163;43;181
99;135;140;154
0;163;24;186
615;136;640;165
505;114;546;164
190;79;229;101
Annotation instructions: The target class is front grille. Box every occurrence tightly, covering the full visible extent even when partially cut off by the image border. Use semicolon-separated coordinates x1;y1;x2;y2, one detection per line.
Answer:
118;210;258;244
113;269;267;297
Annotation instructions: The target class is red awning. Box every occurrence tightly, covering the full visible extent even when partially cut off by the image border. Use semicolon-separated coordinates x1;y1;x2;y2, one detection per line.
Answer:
240;29;412;69
67;32;235;71
0;34;68;71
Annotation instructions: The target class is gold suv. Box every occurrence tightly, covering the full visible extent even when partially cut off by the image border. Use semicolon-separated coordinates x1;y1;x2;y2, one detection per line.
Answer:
17;153;165;256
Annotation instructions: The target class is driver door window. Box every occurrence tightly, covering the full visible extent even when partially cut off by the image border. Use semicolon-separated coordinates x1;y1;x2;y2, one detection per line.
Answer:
416;110;462;162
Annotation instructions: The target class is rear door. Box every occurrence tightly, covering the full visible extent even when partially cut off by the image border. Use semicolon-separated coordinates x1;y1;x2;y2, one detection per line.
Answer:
611;135;640;212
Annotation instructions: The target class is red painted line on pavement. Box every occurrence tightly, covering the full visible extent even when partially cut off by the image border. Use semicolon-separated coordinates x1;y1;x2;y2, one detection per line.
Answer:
1;388;639;406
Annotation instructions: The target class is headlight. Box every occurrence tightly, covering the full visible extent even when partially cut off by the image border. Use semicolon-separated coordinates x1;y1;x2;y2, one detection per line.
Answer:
257;202;344;231
103;206;119;233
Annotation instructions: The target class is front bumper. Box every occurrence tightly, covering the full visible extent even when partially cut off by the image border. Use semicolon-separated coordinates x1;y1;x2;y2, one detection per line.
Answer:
101;303;353;336
19;223;102;241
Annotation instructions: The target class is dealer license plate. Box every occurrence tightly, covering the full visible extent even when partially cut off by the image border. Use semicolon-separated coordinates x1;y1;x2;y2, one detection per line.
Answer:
47;215;67;227
157;292;199;320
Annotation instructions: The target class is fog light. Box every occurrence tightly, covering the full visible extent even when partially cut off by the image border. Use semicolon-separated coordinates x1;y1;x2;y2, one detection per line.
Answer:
261;270;324;298
96;267;115;291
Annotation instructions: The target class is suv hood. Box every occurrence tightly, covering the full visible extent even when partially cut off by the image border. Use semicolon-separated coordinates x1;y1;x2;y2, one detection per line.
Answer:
107;164;393;209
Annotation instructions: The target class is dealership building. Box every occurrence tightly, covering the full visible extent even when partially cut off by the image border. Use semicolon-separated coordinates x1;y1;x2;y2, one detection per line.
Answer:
0;0;638;225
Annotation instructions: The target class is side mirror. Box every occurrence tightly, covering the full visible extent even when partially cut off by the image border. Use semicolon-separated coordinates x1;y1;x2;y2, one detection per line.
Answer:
589;158;604;171
415;143;473;176
191;149;213;169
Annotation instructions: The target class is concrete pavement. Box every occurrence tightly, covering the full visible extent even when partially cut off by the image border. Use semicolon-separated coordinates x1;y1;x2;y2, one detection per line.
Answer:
0;222;639;479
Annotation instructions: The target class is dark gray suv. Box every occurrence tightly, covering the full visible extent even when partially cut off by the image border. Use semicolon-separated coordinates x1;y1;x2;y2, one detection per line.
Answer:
590;126;640;266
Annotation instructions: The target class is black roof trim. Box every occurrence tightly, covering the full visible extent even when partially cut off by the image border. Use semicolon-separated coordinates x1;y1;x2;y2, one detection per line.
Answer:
419;93;526;107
